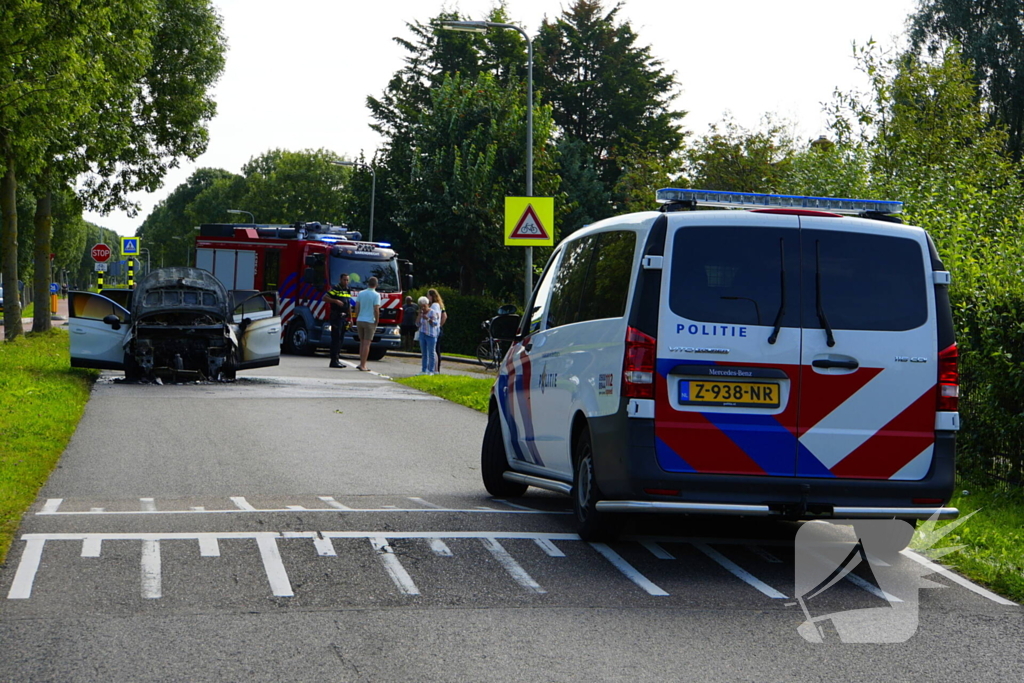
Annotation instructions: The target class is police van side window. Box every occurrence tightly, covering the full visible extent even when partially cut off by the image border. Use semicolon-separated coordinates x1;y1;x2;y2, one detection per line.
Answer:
801;230;926;331
577;230;636;323
527;247;562;334
669;226;793;327
547;236;596;328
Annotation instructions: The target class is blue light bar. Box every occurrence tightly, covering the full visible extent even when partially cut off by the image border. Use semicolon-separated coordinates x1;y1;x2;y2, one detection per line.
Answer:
656;188;903;215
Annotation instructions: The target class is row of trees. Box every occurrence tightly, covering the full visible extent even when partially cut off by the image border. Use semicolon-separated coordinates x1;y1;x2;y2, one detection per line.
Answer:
0;0;226;339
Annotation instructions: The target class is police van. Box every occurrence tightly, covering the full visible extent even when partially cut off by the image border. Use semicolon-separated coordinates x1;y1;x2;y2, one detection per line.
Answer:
481;189;960;539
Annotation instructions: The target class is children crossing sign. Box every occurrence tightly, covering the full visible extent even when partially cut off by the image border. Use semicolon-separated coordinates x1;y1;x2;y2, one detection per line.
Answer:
505;197;554;246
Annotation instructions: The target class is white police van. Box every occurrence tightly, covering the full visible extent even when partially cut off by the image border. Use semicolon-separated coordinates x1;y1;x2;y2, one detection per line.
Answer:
481;189;960;539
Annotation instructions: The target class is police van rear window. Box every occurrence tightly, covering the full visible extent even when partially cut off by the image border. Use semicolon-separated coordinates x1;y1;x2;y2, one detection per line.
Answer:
669;226;927;332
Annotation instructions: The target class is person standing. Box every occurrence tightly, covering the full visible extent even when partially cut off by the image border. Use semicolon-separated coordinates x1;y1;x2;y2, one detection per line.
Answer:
400;296;418;351
353;276;381;371
428;288;447;371
324;273;353;368
416;295;440;375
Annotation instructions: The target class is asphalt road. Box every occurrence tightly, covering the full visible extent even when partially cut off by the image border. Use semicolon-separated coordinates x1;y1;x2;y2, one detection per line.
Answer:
0;352;1021;682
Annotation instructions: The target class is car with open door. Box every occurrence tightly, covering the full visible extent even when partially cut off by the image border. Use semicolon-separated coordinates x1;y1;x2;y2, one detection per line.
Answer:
69;267;281;381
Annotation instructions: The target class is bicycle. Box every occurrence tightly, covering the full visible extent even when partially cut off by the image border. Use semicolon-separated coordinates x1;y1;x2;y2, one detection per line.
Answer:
476;305;521;370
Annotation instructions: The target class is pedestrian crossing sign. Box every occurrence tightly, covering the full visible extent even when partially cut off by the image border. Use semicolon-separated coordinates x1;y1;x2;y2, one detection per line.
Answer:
505;197;554;246
121;237;141;256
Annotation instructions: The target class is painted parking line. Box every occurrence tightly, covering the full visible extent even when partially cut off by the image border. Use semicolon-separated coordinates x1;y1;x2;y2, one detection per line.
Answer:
482;538;546;594
589;543;669;597
37;497;567;516
902;549;1017;606
693;542;788;599
370;537;419;595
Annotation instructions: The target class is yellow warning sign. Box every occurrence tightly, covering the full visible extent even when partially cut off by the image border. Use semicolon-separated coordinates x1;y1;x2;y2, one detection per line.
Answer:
505;197;554;246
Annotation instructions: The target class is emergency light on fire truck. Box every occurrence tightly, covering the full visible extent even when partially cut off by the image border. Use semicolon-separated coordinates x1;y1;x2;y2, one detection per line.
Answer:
656;188;903;217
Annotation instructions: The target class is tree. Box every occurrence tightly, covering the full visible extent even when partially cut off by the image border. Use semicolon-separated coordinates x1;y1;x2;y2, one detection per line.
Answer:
397;72;557;295
909;0;1024;160
535;0;686;200
682;116;797;193
237;149;351;225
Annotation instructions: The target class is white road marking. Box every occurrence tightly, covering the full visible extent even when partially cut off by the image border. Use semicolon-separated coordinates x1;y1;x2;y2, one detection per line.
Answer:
641;541;675;560
35;504;564;516
90;508;105;513
285;506;306;511
312;535;336;557
408;497;441;509
199;537;220;557
140;498;156;512
482;538;546;594
191;506;206;512
492;499;543;512
230;496;257;511
533;538;565;557
745;545;782;563
903;550;1017;606
141;540;161;599
317;496;352;511
429;539;453;556
82;537;102;558
589;543;669;597
693;543;787;599
41;499;63;514
255;536;293;597
370;537;419;595
7;538;46;599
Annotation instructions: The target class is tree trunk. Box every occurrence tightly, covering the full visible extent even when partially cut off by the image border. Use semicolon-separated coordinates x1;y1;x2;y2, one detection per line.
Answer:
0;132;22;340
33;189;53;333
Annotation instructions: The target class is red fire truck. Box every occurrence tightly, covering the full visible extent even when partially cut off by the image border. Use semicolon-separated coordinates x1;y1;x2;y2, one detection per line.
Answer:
195;222;412;359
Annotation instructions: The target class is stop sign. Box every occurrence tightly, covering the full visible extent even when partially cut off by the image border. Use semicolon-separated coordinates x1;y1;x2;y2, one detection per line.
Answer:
91;243;111;262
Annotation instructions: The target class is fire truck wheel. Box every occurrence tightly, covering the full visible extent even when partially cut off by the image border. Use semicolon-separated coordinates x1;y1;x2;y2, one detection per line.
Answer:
284;321;312;355
368;348;387;361
481;406;528;498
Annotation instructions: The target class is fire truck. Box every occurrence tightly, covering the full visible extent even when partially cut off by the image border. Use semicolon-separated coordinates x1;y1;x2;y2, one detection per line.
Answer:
195;222;412;359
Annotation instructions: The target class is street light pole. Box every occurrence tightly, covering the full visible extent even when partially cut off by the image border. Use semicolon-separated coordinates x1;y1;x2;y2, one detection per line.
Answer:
440;19;534;310
226;209;255;225
332;160;376;243
139;248;151;276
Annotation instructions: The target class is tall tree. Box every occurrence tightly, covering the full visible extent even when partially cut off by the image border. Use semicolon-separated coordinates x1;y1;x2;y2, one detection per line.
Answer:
909;0;1024;160
683;116;797;193
535;0;685;203
238;149;351;225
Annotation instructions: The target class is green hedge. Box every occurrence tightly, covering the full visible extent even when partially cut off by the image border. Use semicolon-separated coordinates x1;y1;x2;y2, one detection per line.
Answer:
408;285;519;356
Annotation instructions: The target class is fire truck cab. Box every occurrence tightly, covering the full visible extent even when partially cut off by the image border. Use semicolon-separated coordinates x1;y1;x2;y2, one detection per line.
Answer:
196;222;412;359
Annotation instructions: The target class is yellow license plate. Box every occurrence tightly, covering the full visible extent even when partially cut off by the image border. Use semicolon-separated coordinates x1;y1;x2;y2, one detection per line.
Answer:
679;380;779;408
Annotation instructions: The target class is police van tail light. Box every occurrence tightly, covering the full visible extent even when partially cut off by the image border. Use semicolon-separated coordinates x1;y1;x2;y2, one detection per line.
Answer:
624;327;656;399
937;343;959;412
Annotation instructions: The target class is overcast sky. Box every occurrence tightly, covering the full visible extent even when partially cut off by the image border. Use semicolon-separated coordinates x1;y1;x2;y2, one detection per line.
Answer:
86;0;917;236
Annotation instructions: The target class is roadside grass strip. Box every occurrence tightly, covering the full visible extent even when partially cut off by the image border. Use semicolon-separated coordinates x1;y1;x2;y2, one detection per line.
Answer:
395;374;492;413
912;487;1024;604
0;330;96;564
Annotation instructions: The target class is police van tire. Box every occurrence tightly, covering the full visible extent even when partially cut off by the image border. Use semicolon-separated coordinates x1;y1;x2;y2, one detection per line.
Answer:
482;407;528;497
368;348;387;361
573;429;612;541
284;321;311;355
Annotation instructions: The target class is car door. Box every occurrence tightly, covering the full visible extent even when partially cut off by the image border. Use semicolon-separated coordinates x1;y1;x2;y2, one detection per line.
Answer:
655;213;803;477
795;220;937;480
68;291;130;370
233;291;282;367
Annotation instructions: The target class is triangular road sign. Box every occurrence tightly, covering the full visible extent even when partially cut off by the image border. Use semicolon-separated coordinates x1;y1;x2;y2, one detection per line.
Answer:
509;204;549;240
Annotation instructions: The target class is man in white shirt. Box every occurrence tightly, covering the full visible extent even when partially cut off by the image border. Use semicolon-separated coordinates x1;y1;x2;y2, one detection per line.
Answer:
353;276;381;371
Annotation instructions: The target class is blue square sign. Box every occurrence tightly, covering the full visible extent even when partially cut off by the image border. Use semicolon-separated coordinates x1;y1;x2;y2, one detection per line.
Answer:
121;237;140;256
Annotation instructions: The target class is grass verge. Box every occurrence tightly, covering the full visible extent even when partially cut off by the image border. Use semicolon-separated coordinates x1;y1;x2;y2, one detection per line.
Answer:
395;374;493;413
912;485;1024;603
0;330;96;564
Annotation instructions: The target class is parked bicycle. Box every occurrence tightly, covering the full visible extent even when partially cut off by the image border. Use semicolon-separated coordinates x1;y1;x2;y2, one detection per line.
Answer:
476;304;521;370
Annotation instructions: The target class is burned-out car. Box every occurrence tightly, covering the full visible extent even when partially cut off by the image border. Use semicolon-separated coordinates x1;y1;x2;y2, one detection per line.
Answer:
69;267;281;381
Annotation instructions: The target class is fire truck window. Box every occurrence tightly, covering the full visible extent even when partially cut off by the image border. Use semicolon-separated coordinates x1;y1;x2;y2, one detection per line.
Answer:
264;250;280;290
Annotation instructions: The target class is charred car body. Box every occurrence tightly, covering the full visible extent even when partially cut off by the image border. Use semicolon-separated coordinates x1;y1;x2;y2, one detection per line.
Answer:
69;267;281;381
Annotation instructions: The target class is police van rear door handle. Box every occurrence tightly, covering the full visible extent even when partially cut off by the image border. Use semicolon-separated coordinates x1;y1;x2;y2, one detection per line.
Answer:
812;358;859;370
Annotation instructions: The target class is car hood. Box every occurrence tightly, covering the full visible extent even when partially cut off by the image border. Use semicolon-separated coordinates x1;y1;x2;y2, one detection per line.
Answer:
132;267;230;320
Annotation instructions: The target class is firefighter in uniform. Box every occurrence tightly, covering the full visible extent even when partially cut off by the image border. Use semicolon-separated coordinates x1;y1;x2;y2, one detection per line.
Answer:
325;273;353;368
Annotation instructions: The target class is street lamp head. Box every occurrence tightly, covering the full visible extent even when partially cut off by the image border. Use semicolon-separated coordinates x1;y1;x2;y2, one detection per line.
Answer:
439;20;490;33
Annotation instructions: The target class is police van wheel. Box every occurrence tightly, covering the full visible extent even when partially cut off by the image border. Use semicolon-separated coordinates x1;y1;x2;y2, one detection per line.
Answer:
481;407;528;497
573;429;612;541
